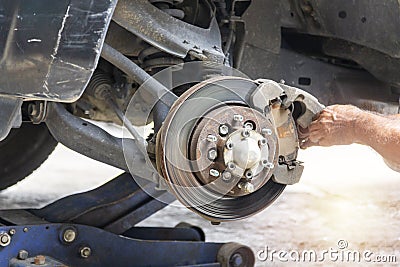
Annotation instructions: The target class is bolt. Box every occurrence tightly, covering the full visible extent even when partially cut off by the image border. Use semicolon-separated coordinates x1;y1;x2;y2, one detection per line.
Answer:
242;129;250;138
231;253;244;267
264;105;271;114
18;250;29;260
208;149;218;160
238;182;255;193
226;140;234;150
23;228;28;233
209;169;220;177
227;162;236;170
222;171;232;181
244;170;253;179
80;247;92;258
206;134;217;142
9;229;16;235
0;232;11;247
34;255;46;265
63;229;76;243
259;138;267;146
261;128;273;136
279;79;286;84
244;122;254;130
233;114;243;122
219;124;229;136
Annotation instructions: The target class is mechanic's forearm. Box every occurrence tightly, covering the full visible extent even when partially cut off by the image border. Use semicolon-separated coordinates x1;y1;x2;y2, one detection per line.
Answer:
355;112;400;167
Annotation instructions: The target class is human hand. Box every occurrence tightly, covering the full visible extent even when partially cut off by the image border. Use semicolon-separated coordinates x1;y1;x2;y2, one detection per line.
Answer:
300;105;363;148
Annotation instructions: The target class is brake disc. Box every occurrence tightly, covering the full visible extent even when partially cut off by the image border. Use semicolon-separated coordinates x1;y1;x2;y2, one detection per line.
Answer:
157;76;324;222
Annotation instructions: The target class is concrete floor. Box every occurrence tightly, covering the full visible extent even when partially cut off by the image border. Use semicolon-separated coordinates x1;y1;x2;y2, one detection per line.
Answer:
1;143;399;266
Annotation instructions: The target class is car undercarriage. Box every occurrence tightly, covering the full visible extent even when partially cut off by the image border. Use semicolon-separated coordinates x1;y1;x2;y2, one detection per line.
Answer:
0;0;399;266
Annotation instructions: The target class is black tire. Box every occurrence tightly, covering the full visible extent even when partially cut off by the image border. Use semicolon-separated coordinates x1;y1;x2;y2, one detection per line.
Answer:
0;123;58;190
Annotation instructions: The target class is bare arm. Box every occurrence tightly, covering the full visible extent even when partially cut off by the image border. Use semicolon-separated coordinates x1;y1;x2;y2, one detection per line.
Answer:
302;105;400;172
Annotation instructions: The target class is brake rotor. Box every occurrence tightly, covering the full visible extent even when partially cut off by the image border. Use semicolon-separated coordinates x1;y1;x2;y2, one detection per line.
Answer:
156;76;324;222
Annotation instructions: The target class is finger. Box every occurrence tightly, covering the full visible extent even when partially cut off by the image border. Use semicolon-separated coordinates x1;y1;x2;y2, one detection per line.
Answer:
300;138;318;149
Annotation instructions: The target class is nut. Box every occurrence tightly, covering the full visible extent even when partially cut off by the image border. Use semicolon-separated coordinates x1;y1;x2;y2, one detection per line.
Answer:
222;171;232;181
80;247;92;258
18;250;29;260
208;149;218;160
0;232;11;247
227;162;236;170
63;229;76;243
244;170;253;179
244;122;254;130
219;124;229;136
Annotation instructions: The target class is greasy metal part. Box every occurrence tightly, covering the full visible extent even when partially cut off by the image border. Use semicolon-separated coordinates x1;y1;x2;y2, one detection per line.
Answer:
28;101;48;124
0;97;22;141
0;224;227;267
217;242;255;267
45;103;155;180
250;79;324;185
0;0;118;102
30;173;174;234
112;0;224;61
0;171;250;266
100;43;177;108
157;76;287;221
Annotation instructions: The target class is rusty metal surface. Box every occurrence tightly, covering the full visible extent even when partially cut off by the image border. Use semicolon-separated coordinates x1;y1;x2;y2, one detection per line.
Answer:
112;0;224;61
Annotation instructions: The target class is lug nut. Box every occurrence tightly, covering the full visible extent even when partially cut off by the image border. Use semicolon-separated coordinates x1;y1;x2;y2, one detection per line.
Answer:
18;250;29;260
63;229;76;243
219;124;229;136
242;129;250;138
80;247;92;258
261;128;273;136
209;169;220;177
233;114;243;122
34;255;46;265
244;122;254;130
208;149;218;160
238;182;254;193
259;138;267;146
222;171;232;181
207;134;217;142
0;232;11;247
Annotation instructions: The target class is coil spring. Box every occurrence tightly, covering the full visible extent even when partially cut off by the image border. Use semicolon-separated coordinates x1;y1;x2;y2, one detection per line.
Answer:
140;0;185;74
149;0;185;19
